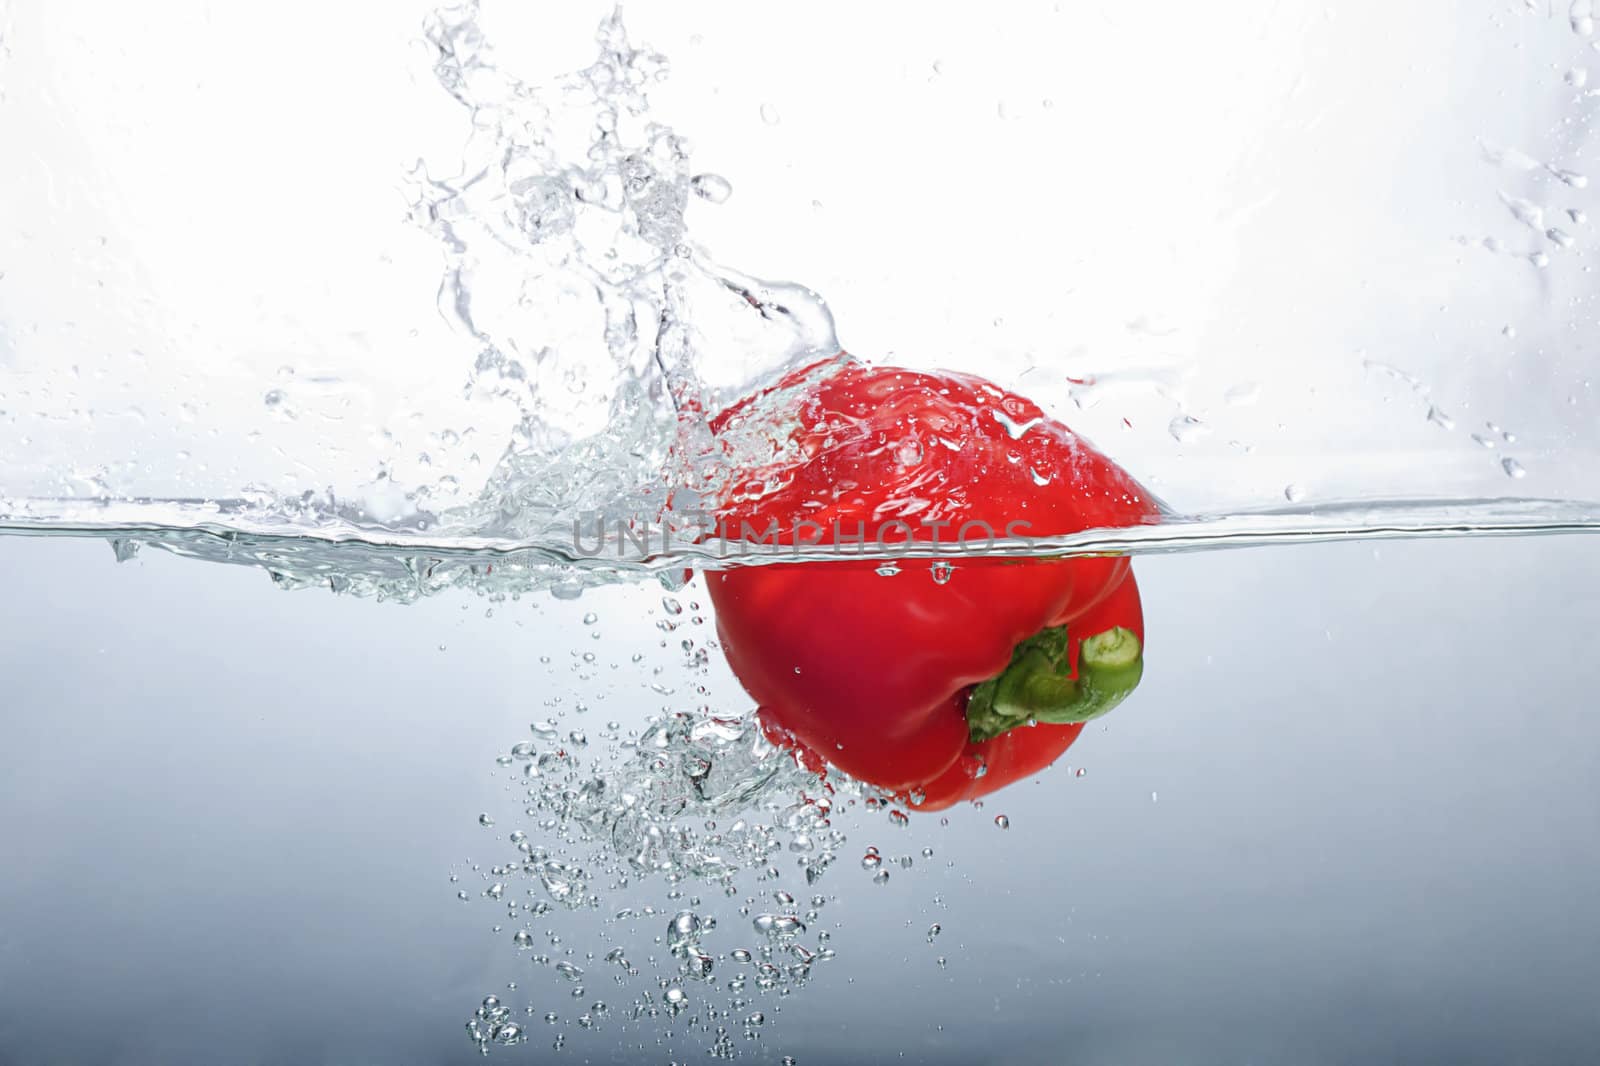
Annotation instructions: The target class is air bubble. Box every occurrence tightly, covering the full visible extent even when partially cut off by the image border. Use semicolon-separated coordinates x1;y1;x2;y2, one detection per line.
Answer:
752;914;805;939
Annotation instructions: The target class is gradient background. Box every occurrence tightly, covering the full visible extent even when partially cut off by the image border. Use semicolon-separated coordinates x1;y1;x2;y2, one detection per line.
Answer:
1;532;1596;1064
5;2;1600;1061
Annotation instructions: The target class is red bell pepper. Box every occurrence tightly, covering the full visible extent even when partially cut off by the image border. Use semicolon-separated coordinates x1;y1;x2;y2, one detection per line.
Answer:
704;358;1159;804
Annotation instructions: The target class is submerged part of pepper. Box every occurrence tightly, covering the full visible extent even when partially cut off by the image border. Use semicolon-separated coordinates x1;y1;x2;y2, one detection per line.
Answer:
965;625;1144;742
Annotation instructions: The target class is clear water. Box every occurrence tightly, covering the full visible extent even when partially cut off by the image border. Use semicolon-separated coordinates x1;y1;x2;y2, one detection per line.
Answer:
5;532;1598;1064
3;2;1599;1063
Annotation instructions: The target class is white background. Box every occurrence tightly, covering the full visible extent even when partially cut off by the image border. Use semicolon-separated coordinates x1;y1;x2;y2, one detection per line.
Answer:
2;1;1597;515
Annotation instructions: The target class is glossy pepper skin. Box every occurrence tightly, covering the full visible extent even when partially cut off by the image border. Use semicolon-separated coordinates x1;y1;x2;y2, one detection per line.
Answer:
907;567;1143;809
705;358;1159;800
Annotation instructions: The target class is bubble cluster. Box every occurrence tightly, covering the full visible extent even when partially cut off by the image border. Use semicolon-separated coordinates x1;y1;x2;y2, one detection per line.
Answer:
458;677;949;1058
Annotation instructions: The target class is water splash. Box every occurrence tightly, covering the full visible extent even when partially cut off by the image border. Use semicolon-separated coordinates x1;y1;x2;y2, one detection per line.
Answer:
0;0;840;593
401;1;837;551
5;3;1600;599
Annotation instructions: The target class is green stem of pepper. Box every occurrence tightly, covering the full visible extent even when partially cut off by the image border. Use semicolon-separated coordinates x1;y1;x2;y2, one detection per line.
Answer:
965;625;1144;743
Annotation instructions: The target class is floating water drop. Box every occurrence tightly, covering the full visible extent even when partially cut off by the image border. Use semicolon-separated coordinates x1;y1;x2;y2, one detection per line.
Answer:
994;814;1010;830
1284;484;1307;504
1168;414;1211;444
1479;141;1541;171
1502;194;1545;231
1502;457;1528;479
479;813;495;828
691;173;733;203
759;102;780;125
1223;382;1260;406
1548;165;1589;189
1572;0;1595;36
